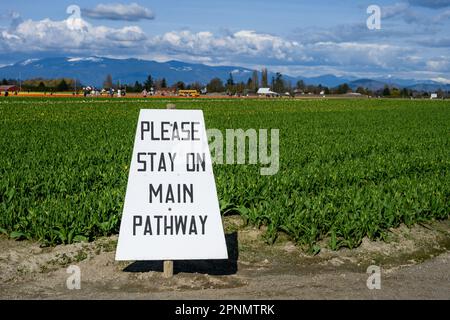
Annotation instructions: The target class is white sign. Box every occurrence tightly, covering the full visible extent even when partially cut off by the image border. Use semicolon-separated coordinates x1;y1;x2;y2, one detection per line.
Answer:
115;109;228;261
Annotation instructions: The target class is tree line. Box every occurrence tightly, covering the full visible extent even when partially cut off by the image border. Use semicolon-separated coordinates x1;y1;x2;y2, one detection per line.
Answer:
1;78;80;92
2;70;448;97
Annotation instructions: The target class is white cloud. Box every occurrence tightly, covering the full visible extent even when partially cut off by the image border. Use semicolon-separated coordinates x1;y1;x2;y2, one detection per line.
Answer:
0;17;421;73
67;57;103;62
82;3;154;21
0;14;447;80
430;76;450;84
1;30;20;40
1;16;146;54
306;42;412;70
426;57;450;71
150;30;308;63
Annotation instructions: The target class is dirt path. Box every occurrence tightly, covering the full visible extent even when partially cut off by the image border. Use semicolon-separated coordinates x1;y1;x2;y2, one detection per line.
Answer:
1;217;449;299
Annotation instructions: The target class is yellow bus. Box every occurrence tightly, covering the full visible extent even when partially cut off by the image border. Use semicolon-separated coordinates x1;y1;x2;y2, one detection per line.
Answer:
178;89;200;97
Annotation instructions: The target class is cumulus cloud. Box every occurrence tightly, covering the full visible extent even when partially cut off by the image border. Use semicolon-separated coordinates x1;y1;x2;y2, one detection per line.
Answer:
0;12;447;79
149;30;309;64
146;29;417;73
0;16;147;55
0;15;424;74
306;42;413;70
82;3;154;21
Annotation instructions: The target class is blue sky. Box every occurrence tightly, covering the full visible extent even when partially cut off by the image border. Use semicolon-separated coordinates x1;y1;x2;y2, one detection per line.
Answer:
1;0;449;81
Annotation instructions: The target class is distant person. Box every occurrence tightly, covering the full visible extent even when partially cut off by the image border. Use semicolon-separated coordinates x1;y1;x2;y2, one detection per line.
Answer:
5;91;9;97
142;89;147;97
109;88;114;97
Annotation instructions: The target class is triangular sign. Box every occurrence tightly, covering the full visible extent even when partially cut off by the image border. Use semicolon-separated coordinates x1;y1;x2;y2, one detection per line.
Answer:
115;109;228;260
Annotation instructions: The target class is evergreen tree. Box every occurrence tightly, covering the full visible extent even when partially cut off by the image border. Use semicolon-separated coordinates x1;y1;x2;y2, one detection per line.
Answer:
401;88;409;97
56;79;69;91
37;81;46;92
161;78;167;88
227;73;234;86
273;72;285;93
226;73;235;93
134;81;143;92
336;83;350;94
144;75;154;90
174;81;185;90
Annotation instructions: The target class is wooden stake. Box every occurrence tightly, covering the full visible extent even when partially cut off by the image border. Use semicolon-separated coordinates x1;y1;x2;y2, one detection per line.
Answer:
163;260;174;278
164;102;175;278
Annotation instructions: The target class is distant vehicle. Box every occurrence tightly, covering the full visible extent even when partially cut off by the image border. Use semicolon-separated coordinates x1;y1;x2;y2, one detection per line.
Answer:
178;89;200;97
430;93;438;99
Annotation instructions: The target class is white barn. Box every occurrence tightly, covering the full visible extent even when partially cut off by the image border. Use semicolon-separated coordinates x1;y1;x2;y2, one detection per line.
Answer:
257;88;279;97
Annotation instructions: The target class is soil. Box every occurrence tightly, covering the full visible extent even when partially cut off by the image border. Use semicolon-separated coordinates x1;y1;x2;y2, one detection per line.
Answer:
1;217;449;299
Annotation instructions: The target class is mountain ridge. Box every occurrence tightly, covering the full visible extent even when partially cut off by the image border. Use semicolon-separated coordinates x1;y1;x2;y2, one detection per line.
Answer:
0;56;449;91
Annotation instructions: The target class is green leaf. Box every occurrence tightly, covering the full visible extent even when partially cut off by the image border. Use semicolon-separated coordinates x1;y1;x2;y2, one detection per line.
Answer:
73;235;88;243
309;245;321;256
10;231;27;240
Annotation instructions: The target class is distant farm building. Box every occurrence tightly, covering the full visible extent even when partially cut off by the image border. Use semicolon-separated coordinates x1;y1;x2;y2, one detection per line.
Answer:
257;88;279;97
0;85;19;92
155;88;176;96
